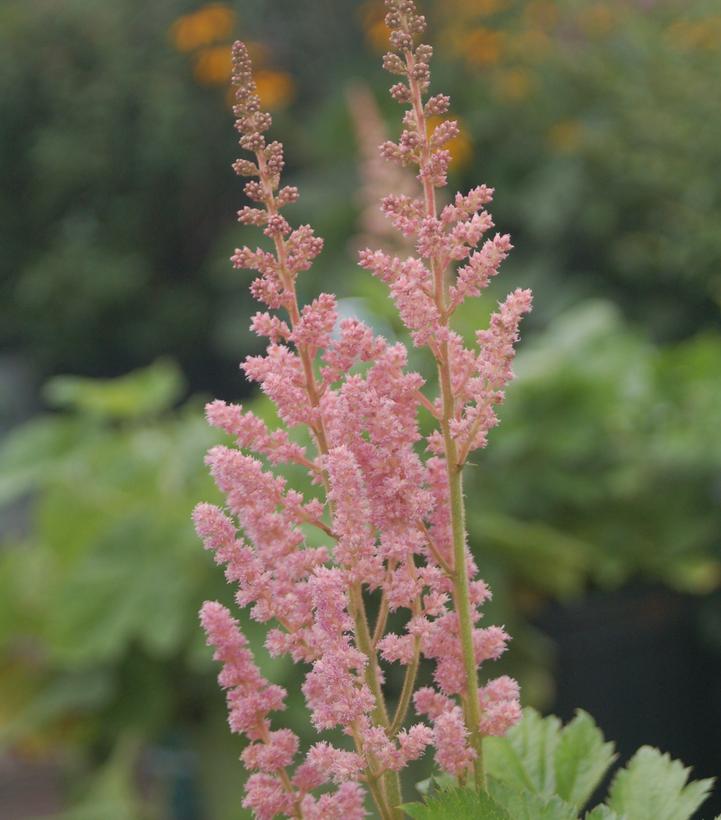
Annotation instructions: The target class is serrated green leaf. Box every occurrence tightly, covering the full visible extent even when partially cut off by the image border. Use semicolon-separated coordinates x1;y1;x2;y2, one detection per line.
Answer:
402;786;511;819
585;806;621;820
607;746;713;820
555;710;617;809
485;708;561;795
415;773;458;798
489;779;578;820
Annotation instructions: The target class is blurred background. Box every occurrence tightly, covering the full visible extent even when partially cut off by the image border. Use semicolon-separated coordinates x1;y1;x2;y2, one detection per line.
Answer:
1;0;720;817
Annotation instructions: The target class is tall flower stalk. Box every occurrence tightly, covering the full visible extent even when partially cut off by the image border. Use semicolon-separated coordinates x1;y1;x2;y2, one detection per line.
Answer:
195;2;531;817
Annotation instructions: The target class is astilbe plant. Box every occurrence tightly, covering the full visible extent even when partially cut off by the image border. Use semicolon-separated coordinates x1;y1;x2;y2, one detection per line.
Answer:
194;2;532;817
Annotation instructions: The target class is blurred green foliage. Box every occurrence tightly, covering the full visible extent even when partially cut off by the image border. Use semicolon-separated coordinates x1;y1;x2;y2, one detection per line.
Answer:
0;362;243;817
473;300;721;595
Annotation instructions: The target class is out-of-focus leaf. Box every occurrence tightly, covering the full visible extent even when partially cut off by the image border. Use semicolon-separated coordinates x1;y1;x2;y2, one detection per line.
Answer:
44;359;184;420
472;513;593;599
55;735;152;820
0;669;114;746
0;416;83;505
43;515;194;663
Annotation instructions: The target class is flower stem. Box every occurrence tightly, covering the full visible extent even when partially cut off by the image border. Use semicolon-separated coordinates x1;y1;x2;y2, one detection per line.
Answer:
405;45;487;790
350;584;404;817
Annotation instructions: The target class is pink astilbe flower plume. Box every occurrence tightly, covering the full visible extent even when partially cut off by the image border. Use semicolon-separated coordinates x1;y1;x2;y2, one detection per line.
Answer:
196;6;530;815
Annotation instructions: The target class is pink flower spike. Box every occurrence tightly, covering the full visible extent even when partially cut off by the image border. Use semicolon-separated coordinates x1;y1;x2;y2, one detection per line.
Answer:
196;12;533;817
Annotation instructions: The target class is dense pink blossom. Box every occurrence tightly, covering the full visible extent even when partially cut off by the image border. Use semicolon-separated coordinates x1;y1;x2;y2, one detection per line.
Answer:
300;782;366;820
196;7;529;815
199;601;289;744
431;706;477;777
479;675;523;737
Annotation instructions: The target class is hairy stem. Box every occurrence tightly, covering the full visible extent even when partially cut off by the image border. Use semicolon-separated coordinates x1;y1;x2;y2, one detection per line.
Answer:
405;46;486;789
390;635;421;736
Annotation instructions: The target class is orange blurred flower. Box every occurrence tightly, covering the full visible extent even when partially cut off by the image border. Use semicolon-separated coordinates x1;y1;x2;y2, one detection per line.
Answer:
255;70;295;109
193;45;233;85
359;1;390;52
225;70;295;111
462;26;504;67
170;3;235;53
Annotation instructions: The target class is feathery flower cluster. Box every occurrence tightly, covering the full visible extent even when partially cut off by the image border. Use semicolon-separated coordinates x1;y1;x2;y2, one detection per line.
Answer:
196;3;531;817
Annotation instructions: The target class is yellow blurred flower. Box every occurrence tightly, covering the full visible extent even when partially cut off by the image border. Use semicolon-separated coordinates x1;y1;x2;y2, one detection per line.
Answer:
462;26;504;67
493;68;534;102
666;17;721;51
193;45;233;86
428;116;473;170
170;3;235;53
254;70;295;109
578;3;618;38
547;120;584;154
226;70;294;110
359;1;390;52
510;29;551;62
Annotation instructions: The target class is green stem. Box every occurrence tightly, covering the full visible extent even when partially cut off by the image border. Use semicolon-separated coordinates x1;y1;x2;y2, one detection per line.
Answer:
447;455;485;788
390;635;421;736
404;42;487;790
438;340;484;788
350;585;404;817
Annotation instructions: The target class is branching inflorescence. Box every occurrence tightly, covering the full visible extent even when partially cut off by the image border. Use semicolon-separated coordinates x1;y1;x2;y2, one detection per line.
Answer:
194;2;532;817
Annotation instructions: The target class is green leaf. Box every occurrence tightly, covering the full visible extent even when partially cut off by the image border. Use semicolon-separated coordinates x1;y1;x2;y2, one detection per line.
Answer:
486;708;617;812
485;708;562;795
555;710;617;808
0;669;114;745
585;807;621;820
44;358;184;420
472;513;594;599
402;786;511;820
55;734;152;820
607;746;713;820
489;779;578;820
0;416;82;505
44;515;192;663
415;773;458;798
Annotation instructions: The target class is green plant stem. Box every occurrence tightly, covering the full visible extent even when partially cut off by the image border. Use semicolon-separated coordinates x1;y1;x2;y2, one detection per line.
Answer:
350;584;404;817
405;43;487;790
390;635;421;736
